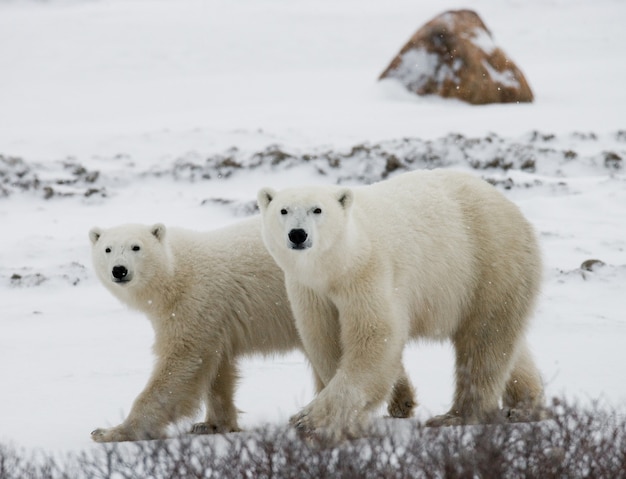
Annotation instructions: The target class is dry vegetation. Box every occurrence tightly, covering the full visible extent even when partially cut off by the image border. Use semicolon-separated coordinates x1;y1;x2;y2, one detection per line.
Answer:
2;398;624;479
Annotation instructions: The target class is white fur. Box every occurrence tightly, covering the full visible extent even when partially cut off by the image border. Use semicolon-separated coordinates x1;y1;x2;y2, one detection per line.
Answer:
89;218;416;442
89;218;295;441
258;169;544;440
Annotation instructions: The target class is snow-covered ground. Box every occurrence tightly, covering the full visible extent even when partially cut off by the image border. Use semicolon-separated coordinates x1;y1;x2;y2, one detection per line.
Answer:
1;0;624;456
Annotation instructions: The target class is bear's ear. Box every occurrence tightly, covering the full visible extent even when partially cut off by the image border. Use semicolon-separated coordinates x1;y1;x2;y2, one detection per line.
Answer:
257;187;276;212
150;223;166;242
89;227;102;245
337;189;353;210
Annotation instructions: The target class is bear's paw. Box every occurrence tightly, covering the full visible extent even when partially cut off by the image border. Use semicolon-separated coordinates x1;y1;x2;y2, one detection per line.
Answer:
90;424;164;442
190;421;241;435
289;397;367;442
386;379;417;419
91;426;137;443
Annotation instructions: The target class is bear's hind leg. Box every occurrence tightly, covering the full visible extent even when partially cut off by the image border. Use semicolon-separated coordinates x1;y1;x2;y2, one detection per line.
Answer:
191;356;241;435
427;320;517;427
503;342;546;422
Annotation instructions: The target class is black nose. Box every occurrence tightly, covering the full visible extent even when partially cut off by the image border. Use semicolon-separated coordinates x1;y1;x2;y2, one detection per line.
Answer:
288;228;308;245
112;265;128;279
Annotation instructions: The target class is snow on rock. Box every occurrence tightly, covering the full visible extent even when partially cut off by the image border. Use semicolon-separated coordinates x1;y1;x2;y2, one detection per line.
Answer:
379;9;534;105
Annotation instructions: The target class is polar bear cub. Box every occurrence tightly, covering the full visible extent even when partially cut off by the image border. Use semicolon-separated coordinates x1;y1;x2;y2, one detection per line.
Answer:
89;218;416;442
258;169;544;440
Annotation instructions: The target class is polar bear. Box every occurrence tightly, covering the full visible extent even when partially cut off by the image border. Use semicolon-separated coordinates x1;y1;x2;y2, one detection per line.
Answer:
257;169;544;440
89;218;416;442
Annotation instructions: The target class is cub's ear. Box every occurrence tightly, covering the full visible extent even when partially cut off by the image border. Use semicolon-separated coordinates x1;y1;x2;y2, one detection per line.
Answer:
337;189;353;210
89;227;102;245
257;187;276;212
150;223;166;241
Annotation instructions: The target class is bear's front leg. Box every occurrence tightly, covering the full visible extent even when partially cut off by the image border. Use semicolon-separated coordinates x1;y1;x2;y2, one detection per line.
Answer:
290;294;406;441
286;282;343;386
91;353;206;442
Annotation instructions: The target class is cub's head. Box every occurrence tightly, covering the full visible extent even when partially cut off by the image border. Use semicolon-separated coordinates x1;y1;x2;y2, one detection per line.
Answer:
257;185;353;264
89;223;167;297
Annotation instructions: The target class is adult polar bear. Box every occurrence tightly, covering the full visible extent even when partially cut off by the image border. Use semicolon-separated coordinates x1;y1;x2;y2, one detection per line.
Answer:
89;218;416;442
258;169;544;440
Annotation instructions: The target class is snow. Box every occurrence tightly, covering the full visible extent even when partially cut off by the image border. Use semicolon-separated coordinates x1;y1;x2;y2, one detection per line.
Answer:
481;59;520;88
383;47;462;92
1;0;625;457
468;27;497;55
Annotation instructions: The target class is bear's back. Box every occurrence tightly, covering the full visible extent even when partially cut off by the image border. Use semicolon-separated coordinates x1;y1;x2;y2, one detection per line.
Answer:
350;169;541;337
163;218;298;354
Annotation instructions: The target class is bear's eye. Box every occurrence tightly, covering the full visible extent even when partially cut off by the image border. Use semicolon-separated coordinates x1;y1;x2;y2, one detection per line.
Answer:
313;207;322;214
280;209;288;215
132;245;141;252
105;247;111;253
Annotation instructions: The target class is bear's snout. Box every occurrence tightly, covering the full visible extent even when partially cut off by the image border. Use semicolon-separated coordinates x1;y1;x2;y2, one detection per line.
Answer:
288;228;309;250
112;265;130;282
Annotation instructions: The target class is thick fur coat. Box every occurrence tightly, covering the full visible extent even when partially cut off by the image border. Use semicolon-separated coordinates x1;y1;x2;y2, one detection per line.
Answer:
258;169;544;439
89;218;415;442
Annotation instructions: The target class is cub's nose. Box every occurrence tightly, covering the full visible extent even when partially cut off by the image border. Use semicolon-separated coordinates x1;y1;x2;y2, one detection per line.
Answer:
112;265;128;280
288;228;308;246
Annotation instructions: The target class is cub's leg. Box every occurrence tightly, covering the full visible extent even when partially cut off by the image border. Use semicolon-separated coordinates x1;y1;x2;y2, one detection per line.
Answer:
91;353;207;442
191;356;241;434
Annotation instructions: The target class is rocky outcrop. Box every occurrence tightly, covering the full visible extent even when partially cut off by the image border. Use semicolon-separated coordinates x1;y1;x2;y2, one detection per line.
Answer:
379;10;534;105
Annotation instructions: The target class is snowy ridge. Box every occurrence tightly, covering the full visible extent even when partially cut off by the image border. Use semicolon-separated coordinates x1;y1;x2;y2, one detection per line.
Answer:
2;131;624;201
6;262;89;288
2;131;624;291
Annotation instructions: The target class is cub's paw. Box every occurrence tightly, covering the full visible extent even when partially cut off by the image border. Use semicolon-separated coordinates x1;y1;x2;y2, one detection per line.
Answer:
91;426;135;443
506;406;552;423
190;422;240;435
387;391;416;419
91;424;163;442
387;376;417;419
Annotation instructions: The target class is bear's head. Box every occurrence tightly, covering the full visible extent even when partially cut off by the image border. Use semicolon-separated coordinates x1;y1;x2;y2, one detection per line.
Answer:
89;223;169;301
257;185;354;268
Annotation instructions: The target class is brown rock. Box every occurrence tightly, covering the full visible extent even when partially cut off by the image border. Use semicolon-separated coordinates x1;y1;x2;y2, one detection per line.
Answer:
379;9;534;105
